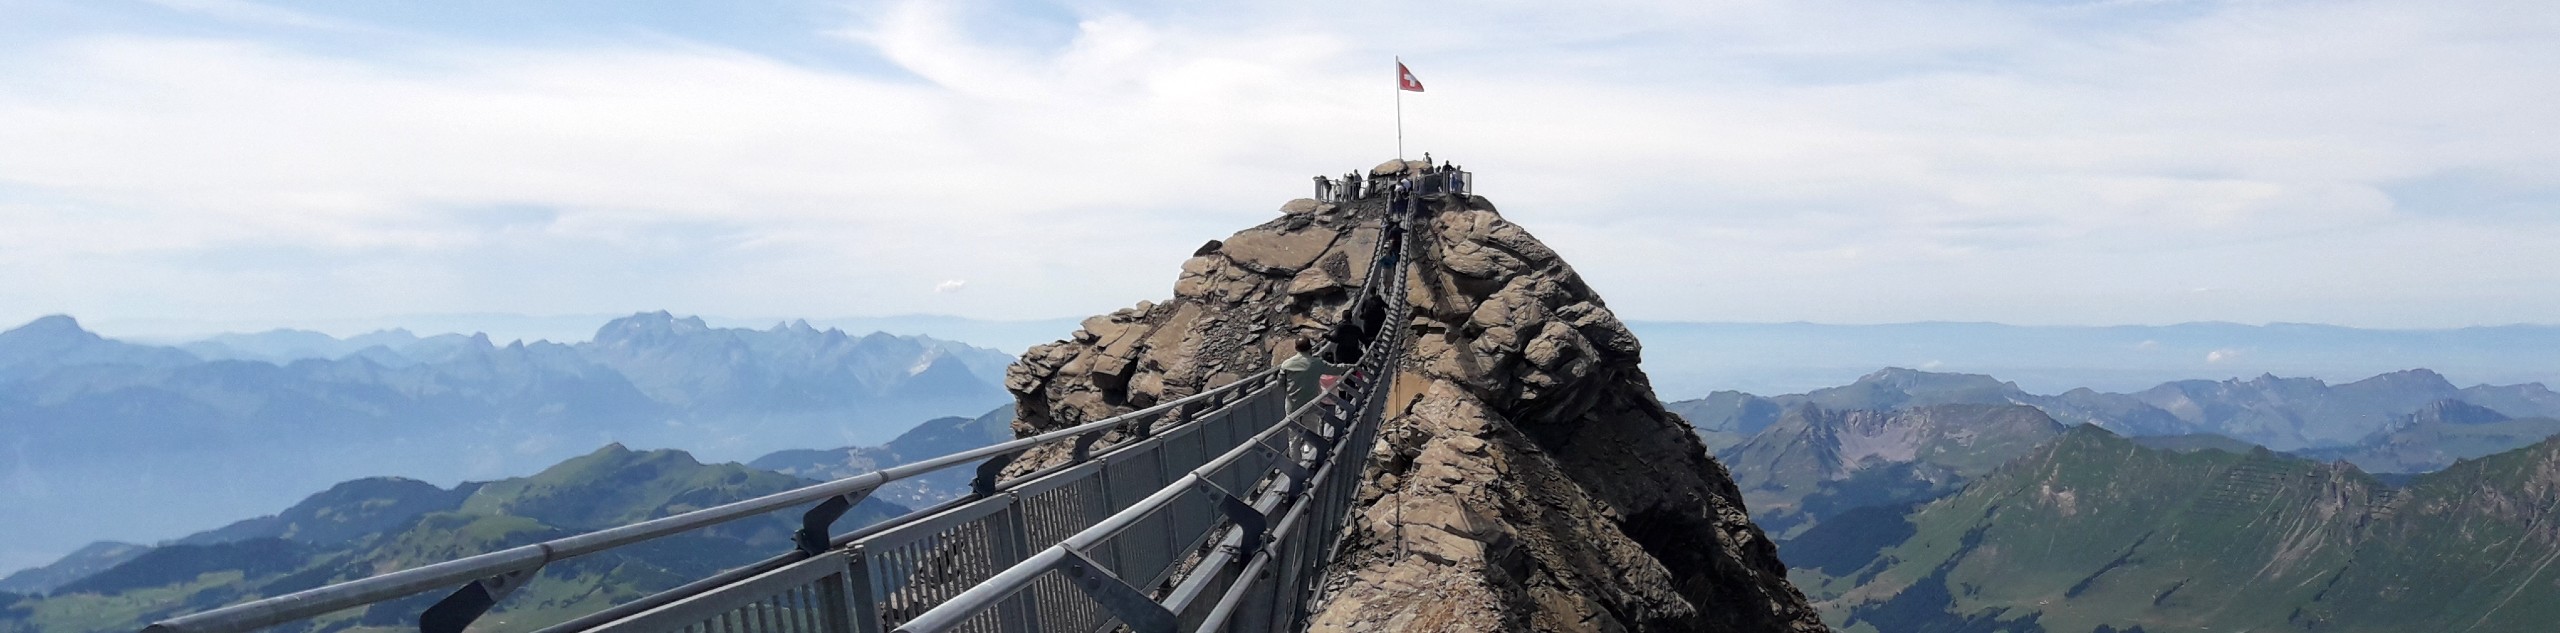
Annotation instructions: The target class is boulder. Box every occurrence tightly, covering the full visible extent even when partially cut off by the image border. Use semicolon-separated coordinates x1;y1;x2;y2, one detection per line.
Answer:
1219;225;1339;275
1282;198;1328;215
1371;159;1430;177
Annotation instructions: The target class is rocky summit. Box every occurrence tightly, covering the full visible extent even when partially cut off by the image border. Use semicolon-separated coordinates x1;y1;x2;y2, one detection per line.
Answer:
1005;160;1825;632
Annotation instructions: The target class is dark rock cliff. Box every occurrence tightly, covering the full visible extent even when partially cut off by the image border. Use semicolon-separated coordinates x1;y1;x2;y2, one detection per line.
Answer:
1004;160;1826;632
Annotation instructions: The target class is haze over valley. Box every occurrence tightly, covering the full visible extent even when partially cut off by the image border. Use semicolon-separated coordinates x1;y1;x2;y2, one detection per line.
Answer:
0;313;1013;576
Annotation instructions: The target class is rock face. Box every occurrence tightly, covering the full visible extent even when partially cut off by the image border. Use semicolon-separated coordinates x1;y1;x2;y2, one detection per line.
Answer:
1005;167;1825;632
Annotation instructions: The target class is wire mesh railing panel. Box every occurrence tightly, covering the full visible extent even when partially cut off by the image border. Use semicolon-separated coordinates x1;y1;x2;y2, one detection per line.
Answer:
1204;402;1248;457
1012;470;1111;632
853;498;1026;632
1220;559;1281;633
1094;443;1168;576
1153;488;1230;590
1158;425;1210;487
1206;438;1278;503
594;551;854;633
1027;568;1113;633
1014;468;1106;552
1100;441;1171;511
1090;490;1182;590
1256;501;1319;633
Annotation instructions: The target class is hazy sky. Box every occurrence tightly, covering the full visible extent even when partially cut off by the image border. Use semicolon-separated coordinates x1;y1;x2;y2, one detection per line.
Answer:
3;0;2557;335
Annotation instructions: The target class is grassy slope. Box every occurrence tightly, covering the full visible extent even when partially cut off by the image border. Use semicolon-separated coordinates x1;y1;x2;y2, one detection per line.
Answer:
1804;426;2560;633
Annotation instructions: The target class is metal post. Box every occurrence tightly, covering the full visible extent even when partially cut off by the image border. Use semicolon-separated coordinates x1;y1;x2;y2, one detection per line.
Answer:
842;548;879;633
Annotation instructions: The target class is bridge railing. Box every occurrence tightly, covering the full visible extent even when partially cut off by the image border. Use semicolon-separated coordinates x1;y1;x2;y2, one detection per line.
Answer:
142;367;1282;633
573;252;1410;633
147;197;1419;633
883;212;1415;633
578;199;1415;633
589;377;1300;633
1325;169;1471;203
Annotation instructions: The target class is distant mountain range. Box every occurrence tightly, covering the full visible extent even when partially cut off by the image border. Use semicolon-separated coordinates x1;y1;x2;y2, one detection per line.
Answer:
99;313;1083;360
1688;368;2560;631
0;313;1014;575
1624;320;2560;398
748;403;1015;510
2296;400;2560;474
1674;367;2560;453
0;443;906;633
91;315;2560;399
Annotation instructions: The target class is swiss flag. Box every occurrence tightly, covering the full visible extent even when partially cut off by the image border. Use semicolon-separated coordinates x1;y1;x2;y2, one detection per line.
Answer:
1398;62;1425;92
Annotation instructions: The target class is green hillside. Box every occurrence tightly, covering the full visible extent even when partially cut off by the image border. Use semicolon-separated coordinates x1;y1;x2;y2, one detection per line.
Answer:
1720;403;2066;537
0;444;905;633
1797;425;2560;633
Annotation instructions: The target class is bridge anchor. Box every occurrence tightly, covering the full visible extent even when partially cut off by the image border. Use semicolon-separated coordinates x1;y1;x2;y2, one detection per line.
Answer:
420;563;544;633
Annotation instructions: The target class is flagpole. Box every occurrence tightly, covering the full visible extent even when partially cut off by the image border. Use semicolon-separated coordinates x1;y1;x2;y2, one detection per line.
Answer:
1395;57;1405;161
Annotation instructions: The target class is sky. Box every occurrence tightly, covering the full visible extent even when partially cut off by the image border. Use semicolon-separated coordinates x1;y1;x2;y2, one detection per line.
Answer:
3;0;2558;337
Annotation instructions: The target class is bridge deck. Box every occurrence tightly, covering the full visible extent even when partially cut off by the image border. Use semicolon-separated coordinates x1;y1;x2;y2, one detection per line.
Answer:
145;188;1428;633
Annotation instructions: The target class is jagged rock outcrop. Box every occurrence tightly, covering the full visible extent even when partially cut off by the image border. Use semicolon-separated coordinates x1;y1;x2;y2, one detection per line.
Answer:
1005;160;1825;632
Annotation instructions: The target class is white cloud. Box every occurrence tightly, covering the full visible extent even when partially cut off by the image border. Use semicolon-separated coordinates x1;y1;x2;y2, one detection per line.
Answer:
934;279;969;293
2206;348;2242;364
1;0;2557;330
140;0;378;33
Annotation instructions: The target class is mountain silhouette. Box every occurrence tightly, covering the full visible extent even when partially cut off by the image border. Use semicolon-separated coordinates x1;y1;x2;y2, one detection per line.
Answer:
0;313;1010;576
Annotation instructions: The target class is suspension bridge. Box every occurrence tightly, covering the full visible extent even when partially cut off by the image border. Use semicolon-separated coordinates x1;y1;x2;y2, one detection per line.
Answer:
142;172;1466;633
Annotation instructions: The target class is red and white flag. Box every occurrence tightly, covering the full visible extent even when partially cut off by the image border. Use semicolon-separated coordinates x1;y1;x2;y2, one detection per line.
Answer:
1397;62;1425;92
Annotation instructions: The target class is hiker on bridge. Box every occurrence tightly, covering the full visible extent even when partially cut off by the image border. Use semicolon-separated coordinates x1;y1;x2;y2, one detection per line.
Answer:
1280;338;1347;413
1324;314;1367;366
1326;296;1390;367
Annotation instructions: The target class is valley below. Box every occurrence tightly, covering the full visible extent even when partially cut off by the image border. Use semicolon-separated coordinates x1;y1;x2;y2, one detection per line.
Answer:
1676;367;2560;632
6;311;2560;633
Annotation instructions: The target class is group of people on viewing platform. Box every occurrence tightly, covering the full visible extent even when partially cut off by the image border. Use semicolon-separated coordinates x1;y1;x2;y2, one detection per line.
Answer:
1312;154;1472;204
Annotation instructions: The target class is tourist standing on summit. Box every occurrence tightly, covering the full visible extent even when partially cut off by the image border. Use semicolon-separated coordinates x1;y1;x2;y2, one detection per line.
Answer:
1280;338;1346;413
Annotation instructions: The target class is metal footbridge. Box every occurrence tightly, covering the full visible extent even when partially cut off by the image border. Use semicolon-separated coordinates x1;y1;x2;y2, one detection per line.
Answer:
145;201;1425;633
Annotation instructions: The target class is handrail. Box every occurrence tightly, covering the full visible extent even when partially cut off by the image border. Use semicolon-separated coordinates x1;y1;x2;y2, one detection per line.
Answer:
536;375;1285;633
892;208;1417;633
142;367;1280;633
891;384;1349;633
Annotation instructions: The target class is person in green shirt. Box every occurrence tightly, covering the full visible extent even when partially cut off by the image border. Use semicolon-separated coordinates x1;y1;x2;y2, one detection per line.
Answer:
1279;338;1347;414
